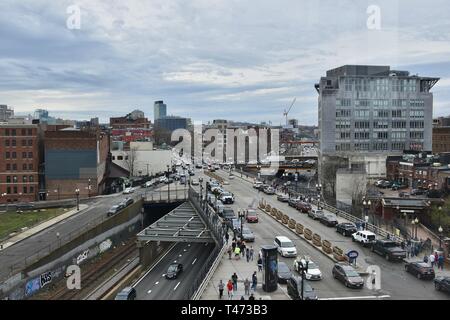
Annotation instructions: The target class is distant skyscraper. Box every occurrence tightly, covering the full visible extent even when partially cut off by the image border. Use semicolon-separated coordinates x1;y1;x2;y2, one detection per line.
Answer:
154;101;167;122
0;105;14;121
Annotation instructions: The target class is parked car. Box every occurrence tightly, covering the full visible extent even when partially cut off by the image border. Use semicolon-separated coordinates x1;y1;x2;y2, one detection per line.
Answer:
371;239;407;261
296;202;311;213
277;262;292;284
411;189;425;196
391;182;408;190
434;276;450;293
274;236;297;257
191;178;199;185
253;181;263;189
219;192;235;204
246;209;259;223
277;194;290;202
319;213;338;227
287;276;318;300
332;263;364;288
120;198;134;208
405;262;435;280
215;202;225;216
241;226;255;242
308;209;324;220
352;230;377;246
399;191;410;198
115;287;136;300
165;263;183;279
379;180;392;189
336;222;357;237
293;257;322;280
123;187;134;194
288;198;301;208
263;186;276;195
222;208;235;221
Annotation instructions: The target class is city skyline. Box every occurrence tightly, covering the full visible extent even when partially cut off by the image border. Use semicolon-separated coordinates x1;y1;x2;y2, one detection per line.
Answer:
1;1;450;124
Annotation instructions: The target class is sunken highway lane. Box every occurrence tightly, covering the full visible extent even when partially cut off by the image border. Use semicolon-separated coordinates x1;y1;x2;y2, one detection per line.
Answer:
133;242;215;300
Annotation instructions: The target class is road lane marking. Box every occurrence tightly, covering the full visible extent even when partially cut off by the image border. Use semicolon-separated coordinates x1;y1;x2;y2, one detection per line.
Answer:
155;281;159;285
320;295;390;300
192;258;197;265
174;282;181;290
147;290;152;294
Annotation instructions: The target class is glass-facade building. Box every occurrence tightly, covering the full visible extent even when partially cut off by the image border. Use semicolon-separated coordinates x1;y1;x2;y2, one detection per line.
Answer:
315;65;439;155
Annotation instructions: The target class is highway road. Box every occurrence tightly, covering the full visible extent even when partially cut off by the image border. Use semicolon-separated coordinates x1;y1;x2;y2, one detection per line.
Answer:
0;184;164;282
133;242;214;300
207;169;448;300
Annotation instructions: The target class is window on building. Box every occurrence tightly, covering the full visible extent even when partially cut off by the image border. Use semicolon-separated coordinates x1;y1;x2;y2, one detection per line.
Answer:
23;186;27;194
29;164;33;170
28;152;33;158
5;129;10;136
22;152;27;159
6;187;11;194
29;176;34;182
5;152;10;159
410;131;424;139
23;164;27;170
22;176;27;183
5;140;10;147
28;139;33;146
28;129;32;135
392;121;407;129
117;155;123;160
6;163;11;171
410;121;424;129
12;152;16;159
21;129;26;136
12;164;17;171
354;121;370;129
6;176;11;183
13;176;17;183
21;140;26;147
13;186;17;194
11;129;16;136
30;186;34;193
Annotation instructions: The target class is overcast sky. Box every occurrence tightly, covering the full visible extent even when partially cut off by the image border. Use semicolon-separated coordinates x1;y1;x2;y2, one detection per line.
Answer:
1;0;450;125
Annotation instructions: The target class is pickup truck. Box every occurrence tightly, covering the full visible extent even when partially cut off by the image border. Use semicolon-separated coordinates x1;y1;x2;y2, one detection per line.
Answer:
371;239;406;261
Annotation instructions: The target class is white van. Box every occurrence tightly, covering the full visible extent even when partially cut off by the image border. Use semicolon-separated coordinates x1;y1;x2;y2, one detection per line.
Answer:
274;236;297;257
352;230;377;246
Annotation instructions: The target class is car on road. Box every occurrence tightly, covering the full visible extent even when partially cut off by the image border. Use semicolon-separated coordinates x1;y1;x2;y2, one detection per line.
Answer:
371;239;406;261
293;257;322;280
286;276;318;300
120;198;134;208
378;180;392;189
411;189;425;196
434;276;450;293
241;226;255;242
277;262;292;284
263;186;276;195
288;197;301;207
336;222;357;237
219;192;235;204
405;262;435;280
115;287;136;300
165;263;183;279
332;263;364;289
222;208;235;221
308;209;324;220
296;202;311;213
107;204;125;217
274;236;297;257
277;194;290;202
191;178;199;185
246;209;259;223
399;191;410;198
144;180;154;188
319;213;338;227
188;170;195;176
253;181;263;189
352;230;377;246
391;182;408;190
123;187;134;194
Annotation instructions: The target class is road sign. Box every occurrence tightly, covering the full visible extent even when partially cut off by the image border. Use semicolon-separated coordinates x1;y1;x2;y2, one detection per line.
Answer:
347;250;359;259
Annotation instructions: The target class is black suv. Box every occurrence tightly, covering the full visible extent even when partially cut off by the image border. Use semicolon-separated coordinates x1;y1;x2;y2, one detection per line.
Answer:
371;239;406;261
336;222;357;237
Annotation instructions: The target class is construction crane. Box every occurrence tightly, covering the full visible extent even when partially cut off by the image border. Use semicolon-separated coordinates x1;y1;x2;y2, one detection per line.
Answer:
283;97;296;126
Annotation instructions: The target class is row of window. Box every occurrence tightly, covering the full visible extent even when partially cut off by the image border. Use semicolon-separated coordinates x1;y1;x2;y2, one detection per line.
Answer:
336;131;424;140
3;186;35;195
337;120;425;129
111;155;129;161
4;139;34;147
342;78;418;93
335;142;420;151
5;163;34;171
2;129;34;136
4;175;35;183
336;99;425;108
337;109;424;118
4;152;34;159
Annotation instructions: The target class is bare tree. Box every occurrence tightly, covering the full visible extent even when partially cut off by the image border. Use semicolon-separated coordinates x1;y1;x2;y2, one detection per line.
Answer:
124;147;138;177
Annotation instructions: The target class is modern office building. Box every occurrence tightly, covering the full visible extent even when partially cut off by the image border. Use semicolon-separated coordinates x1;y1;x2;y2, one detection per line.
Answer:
0;122;40;203
315;65;439;204
154;100;167;122
0;105;14;122
316;65;438;155
154;116;188;132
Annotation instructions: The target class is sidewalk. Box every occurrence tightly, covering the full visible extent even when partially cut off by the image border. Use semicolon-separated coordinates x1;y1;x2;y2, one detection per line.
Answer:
200;236;290;300
0;204;88;251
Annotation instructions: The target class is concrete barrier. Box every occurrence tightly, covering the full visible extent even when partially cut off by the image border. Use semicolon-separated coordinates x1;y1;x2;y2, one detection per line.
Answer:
312;233;321;247
304;228;313;240
295;223;304;235
288;219;296;229
322;240;333;254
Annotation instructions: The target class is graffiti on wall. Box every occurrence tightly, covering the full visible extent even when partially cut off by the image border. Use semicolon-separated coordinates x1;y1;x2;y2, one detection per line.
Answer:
25;278;40;297
76;250;89;265
40;271;52;288
99;239;112;253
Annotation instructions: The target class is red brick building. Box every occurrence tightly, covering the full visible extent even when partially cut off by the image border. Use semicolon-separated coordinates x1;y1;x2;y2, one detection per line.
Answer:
0;123;40;203
433;127;450;153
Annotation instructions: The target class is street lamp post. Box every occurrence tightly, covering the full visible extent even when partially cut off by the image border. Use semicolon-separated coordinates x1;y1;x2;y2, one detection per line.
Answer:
362;198;371;228
438;225;444;251
412;217;419;240
316;184;322;209
166;165;170;202
199;177;204;205
298;260;309;300
75;188;80;211
238;210;245;240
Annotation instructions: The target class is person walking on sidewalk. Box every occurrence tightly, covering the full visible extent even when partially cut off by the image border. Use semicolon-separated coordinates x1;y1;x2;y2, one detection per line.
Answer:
438;254;445;270
240;241;246;258
246;248;251;263
250;246;254;261
225;232;229;244
232;273;238;291
244;278;250;296
234;246;241;260
429;253;435;268
228;246;232;260
435;252;439;265
218;280;224;299
227;280;233;299
257;257;263;272
231;240;236;252
251;271;257;291
249;293;255;300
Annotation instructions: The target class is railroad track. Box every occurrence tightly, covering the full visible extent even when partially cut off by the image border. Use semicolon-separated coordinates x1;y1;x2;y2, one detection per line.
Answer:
48;241;137;300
